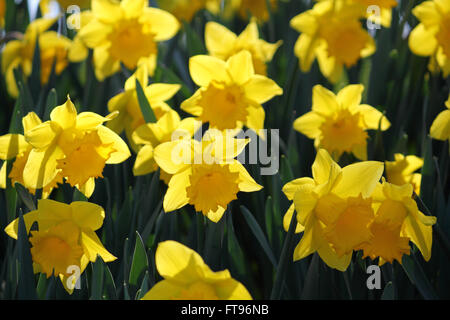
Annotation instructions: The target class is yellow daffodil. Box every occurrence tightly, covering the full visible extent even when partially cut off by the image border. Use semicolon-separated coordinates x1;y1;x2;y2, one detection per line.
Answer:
0;112;63;198
141;240;252;300
67;11;95;63
40;0;91;16
385;153;423;196
290;0;375;83
2;17;72;97
205;20;282;76
153;129;262;222
78;0;179;81
357;180;437;265
236;0;277;22
5;199;116;293
132;110;201;183
293;84;390;160
409;0;450;77
107;65;180;150
23;96;130;198
287;149;384;271
157;0;206;22
430;95;450;142
181;50;282;136
0;0;5;28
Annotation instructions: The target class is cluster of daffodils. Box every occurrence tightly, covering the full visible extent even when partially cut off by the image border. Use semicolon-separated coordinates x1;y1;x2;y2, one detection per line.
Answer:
0;97;130;198
283;149;436;270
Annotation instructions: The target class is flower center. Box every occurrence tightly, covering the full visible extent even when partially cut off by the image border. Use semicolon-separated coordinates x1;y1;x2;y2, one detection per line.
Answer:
186;163;240;214
198;82;248;131
319;109;368;157
108;19;157;70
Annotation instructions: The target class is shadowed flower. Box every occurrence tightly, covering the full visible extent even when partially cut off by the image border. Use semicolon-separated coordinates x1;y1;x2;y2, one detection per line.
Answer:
78;0;179;80
2;17;72;97
430;95;450;143
4;199;116;293
290;0;375;83
141;240;252;300
287;149;384;271
181;50;282;136
107;65;180;150
409;0;450;77
22;96;130;198
153;129;262;222
157;0;207;22
357;180;437;265
293;84;390;160
385;153;423;195
205;20;282;76
40;0;91;16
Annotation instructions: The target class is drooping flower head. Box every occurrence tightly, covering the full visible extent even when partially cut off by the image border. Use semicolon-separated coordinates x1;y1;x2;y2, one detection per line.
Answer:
286;149;384;271
78;0;179;80
23;96;130;198
409;0;450;77
290;0;375;83
141;241;252;300
154;129;262;222
2;17;72;97
205;20;282;76
357;180;437;265
293;84;390;160
385;153;423;196
181;50;282;136
430;94;450;143
107;65;180;150
0;113;63;198
4;199;116;293
132;110;201;183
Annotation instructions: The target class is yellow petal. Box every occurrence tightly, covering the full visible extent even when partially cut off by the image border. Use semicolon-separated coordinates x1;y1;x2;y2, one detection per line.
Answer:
76;112;118;131
243;75;282;104
226;50;254;85
22;112;42;133
23;145;64;189
146;83;181;103
70;201;105;231
91;0;123;23
282;177;316;200
50;98;78;129
1;40;22;74
245;104;265;134
401;215;433;261
337;84;364;110
78;177;96;199
93;45;121;81
0;134;29;160
205;206;226;223
141;280;183;300
311;149;341;185
163;168;191;212
142;7;179;41
154;140;192;175
283;204;305;233
355;104;391;131
293;220;316;261
80;230;117;262
189;55;230;87
4;210;39;240
133;145;156;176
180;90;203;117
294;34;319;72
205;21;237;58
333;161;384;198
121;0;146;19
96;125;131;164
408;24;438;57
430;109;450;140
293;112;324;139
215;278;253;300
229;160;262;192
0;162;7;189
311;85;339;116
25;121;60;149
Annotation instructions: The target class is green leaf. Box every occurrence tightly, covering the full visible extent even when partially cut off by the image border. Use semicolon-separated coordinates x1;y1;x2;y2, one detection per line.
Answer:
129;231;149;286
29;35;41;101
401;254;438;300
90;256;105;300
14;183;36;212
136;271;150;300
135;78;156;123
381;281;395;300
43;88;58;121
240;205;277;267
301;253;320;300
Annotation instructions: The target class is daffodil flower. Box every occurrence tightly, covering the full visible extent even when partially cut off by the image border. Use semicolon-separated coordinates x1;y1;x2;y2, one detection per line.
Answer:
40;0;91;16
4;199;116;293
286;149;384;271
141;240;252;300
157;0;207;22
132;110;201;183
409;0;450;77
78;0;179;80
385;153;423;196
153;129;262;222
181;50;282;136
430;95;450;143
357;180;437;265
205;20;282;76
290;0;375;83
23;96;130;198
293;84;390;160
2;17;72;97
107;65;181;150
236;0;277;22
0;112;63;198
